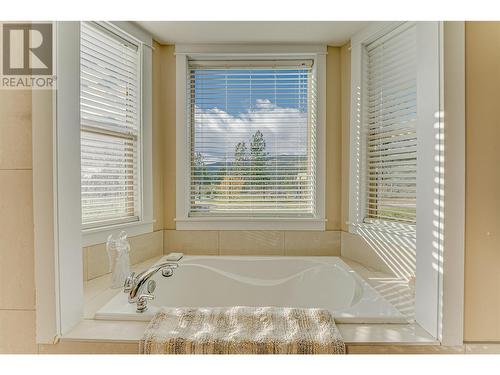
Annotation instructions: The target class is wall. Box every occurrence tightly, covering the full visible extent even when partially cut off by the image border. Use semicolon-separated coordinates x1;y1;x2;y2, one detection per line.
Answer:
154;44;344;257
0;89;37;353
83;43;345;279
4;23;496;352
82;231;163;281
152;40;166;231
340;43;351;232
464;22;500;342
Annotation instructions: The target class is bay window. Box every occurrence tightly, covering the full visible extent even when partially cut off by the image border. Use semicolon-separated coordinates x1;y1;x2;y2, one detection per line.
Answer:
176;46;326;230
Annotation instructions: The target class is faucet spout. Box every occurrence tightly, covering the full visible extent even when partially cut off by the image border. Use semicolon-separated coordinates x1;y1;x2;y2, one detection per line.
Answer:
125;262;178;303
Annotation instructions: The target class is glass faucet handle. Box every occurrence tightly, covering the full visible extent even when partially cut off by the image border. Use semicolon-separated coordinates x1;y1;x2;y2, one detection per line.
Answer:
161;268;174;278
147;279;156;294
123;272;136;292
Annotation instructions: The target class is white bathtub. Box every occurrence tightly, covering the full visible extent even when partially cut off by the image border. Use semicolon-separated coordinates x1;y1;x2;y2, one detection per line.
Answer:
95;256;408;323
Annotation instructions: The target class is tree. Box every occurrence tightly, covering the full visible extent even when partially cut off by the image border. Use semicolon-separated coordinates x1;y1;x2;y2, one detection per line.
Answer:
233;141;247;178
193;152;207;186
250;130;269;187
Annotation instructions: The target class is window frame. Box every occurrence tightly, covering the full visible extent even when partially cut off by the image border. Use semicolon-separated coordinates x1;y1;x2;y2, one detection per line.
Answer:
362;23;418;226
348;22;419;232
81;21;153;246
175;45;326;230
348;21;453;341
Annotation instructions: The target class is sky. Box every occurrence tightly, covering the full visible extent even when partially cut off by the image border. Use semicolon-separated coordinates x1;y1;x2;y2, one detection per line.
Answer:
191;68;311;164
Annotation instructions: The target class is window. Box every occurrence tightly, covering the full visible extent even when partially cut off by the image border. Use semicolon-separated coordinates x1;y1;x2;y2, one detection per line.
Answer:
187;59;317;219
363;23;417;225
80;22;142;229
349;21;448;340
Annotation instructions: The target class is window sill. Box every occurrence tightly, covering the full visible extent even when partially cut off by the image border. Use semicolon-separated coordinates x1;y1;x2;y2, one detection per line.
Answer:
175;217;326;231
82;220;154;247
347;221;416;238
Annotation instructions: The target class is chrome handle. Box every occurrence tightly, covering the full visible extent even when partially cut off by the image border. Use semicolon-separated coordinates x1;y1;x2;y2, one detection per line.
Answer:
136;293;154;313
138;293;154;301
161;268;174;277
163;263;179;269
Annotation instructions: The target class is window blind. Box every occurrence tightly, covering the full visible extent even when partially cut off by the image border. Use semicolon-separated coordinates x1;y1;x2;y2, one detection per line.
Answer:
188;60;317;217
364;23;417;224
80;22;141;228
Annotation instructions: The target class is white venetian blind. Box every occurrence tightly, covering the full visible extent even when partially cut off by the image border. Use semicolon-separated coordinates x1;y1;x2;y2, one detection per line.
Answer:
80;22;141;228
364;23;417;224
188;60;316;217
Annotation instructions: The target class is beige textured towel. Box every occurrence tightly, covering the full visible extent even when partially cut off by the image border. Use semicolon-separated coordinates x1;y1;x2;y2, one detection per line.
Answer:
140;306;345;354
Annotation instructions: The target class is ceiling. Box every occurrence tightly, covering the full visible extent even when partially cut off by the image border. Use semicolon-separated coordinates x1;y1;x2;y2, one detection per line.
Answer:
135;21;373;46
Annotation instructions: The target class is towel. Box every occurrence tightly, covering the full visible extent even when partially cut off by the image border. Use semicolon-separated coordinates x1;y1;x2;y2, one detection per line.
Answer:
140;306;345;354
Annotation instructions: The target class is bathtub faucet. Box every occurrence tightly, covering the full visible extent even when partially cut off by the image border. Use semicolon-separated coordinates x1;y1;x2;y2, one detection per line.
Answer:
123;262;179;311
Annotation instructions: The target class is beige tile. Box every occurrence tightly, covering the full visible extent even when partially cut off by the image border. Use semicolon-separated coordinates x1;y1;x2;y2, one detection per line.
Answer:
0;310;36;353
219;231;284;256
86;231;164;281
65;319;149;342
0;90;32;169
38;341;139;354
86;243;109;280
465;343;500;354
346;344;464;354
340;231;396;275
284;231;340;256
129;230;163;265
164;230;218;255
0;170;35;309
341;258;415;319
338;323;436;344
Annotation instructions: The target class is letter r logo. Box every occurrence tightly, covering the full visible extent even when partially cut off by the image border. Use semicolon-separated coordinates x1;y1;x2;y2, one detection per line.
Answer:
2;23;52;75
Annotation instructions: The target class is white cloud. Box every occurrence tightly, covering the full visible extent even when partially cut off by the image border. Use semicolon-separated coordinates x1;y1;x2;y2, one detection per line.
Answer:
194;99;308;163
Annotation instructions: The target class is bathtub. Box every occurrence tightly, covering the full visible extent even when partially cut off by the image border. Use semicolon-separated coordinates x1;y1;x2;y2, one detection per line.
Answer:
95;256;408;324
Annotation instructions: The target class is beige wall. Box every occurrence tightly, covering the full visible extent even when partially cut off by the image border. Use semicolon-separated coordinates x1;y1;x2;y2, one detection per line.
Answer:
464;22;500;342
152;44;347;257
340;44;351;232
152;41;165;231
0;90;37;353
158;45;176;229
84;44;347;278
325;46;343;230
83;231;163;281
5;24;500;352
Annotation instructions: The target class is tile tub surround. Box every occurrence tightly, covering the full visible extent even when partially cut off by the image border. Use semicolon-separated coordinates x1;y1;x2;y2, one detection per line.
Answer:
84;230;341;292
52;253;495;354
83;230;164;281
163;230;341;257
0;90;36;354
50;254;441;354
